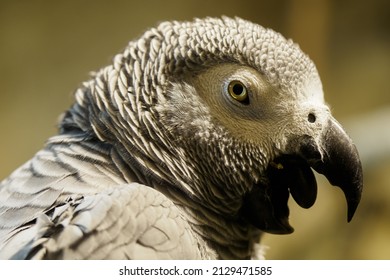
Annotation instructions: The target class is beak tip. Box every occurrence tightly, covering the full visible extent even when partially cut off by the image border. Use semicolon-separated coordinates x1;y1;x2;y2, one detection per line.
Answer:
345;177;363;222
346;187;363;222
347;207;357;223
347;207;356;223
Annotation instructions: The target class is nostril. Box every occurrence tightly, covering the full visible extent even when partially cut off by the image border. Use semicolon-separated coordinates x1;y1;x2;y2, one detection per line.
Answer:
308;113;316;123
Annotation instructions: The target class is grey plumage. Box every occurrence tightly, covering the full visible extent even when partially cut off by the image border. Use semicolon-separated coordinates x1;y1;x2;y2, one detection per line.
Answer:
0;17;363;259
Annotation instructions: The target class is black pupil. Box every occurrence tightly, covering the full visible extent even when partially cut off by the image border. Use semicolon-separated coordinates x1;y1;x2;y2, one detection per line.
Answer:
232;83;244;95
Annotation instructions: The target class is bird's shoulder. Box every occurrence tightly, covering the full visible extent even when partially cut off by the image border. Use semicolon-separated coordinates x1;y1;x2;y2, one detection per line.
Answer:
0;151;203;259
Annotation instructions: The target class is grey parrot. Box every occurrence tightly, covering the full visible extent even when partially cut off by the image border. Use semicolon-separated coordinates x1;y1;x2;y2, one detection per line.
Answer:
0;17;363;260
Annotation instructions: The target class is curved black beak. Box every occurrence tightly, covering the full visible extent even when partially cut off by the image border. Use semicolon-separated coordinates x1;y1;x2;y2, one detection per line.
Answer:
241;117;363;234
305;117;363;222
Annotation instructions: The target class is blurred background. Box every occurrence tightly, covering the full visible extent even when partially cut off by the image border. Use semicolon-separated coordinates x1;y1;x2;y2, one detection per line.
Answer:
0;0;389;259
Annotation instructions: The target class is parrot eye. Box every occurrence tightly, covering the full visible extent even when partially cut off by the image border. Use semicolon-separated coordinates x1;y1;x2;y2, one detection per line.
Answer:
228;80;249;104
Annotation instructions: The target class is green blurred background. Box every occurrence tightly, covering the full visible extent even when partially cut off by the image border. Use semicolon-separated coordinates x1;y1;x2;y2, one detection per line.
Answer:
1;0;389;259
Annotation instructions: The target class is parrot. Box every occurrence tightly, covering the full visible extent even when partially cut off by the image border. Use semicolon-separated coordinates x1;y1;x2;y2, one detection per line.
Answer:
0;16;363;260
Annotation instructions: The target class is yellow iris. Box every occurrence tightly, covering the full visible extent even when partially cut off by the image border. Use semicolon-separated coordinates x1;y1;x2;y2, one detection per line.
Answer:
228;80;248;102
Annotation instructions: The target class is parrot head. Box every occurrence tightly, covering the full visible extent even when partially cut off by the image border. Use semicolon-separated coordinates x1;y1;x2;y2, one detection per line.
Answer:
150;17;363;234
84;17;363;235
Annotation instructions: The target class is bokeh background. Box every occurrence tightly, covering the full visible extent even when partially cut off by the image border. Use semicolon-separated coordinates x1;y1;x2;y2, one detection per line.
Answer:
1;0;389;259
